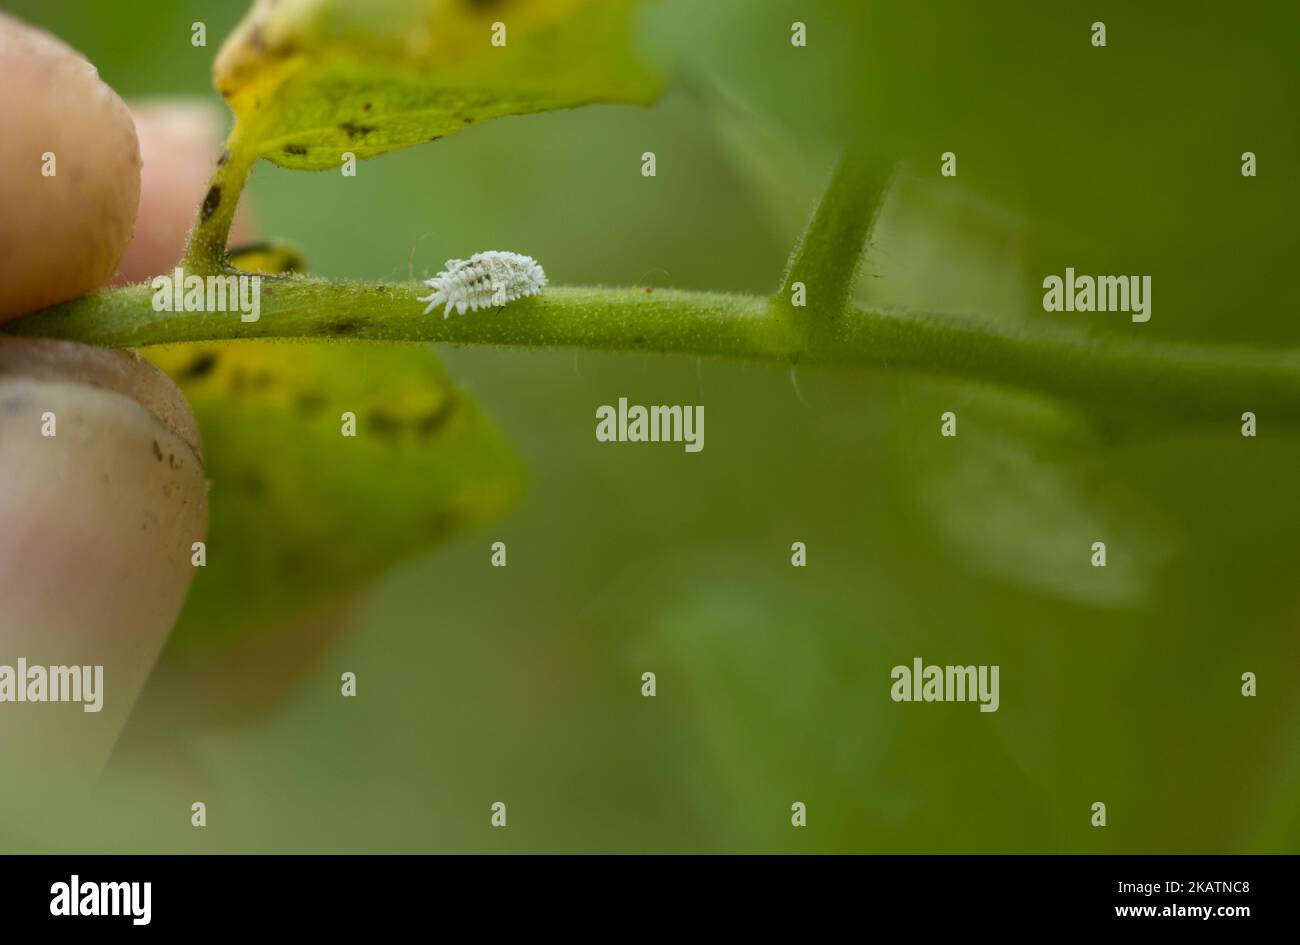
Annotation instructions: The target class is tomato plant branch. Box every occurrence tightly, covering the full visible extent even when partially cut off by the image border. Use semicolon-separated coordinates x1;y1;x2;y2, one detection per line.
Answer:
772;148;889;352
9;278;1300;424
182;126;257;275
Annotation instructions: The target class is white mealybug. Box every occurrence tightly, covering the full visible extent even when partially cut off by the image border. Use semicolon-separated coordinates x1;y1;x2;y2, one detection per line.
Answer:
417;251;547;318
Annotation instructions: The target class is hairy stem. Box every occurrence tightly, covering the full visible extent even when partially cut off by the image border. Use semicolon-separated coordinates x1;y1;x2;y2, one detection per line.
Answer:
774;148;889;350
7;278;1300;424
183;125;256;274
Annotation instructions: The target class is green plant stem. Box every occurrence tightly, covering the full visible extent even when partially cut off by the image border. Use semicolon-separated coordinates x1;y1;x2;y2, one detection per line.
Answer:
774;148;889;349
183;125;256;274
8;278;1300;423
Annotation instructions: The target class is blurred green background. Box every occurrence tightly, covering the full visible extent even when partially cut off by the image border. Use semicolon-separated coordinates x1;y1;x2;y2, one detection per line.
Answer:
4;0;1298;852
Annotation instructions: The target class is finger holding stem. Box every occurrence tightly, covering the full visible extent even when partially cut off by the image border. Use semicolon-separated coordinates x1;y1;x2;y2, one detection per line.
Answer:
0;339;208;807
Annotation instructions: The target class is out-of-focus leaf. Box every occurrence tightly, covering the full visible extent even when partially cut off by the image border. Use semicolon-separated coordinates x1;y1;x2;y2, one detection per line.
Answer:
892;384;1175;608
853;171;1032;324
615;549;1049;852
694;78;823;240
226;240;308;275
146;340;523;646
215;0;660;169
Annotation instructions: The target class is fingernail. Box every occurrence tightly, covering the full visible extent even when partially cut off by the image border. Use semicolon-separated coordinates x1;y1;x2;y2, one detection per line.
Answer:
0;338;208;796
0;12;140;322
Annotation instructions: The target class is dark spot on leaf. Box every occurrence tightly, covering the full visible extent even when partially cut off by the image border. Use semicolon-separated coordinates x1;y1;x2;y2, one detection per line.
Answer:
326;319;362;336
240;473;268;499
229;240;274;255
180;352;218;380
339;121;376;139
228;366;249;394
216;149;230;167
428;134;442;143
296;392;327;415
462;117;474;124
247;25;267;51
151;440;163;462
168;452;182;470
643;287;654;294
283;144;308;156
632;336;647;345
369;410;402;437
201;185;222;222
427;509;456;535
362;102;373;112
416;397;458;437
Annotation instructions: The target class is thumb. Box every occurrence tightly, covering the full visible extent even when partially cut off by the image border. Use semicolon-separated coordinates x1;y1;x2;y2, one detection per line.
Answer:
0;339;207;800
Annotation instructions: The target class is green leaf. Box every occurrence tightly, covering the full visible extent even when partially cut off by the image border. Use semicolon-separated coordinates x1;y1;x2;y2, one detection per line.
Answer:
226;240;309;275
891;383;1174;607
618;549;1048;852
146;340;523;646
214;0;661;170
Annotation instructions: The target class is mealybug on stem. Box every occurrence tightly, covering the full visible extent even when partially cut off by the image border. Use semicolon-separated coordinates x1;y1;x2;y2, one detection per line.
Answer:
417;251;546;318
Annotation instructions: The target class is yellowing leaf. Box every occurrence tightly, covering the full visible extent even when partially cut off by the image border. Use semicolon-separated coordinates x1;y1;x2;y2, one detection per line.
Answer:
215;0;660;169
147;340;523;646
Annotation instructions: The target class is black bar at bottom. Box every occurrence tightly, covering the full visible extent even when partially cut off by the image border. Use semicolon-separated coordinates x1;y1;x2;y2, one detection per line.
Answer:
0;854;1290;931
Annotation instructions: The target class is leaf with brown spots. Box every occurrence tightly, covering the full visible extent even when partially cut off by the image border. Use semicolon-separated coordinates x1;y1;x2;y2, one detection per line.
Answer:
145;340;523;646
215;0;660;170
